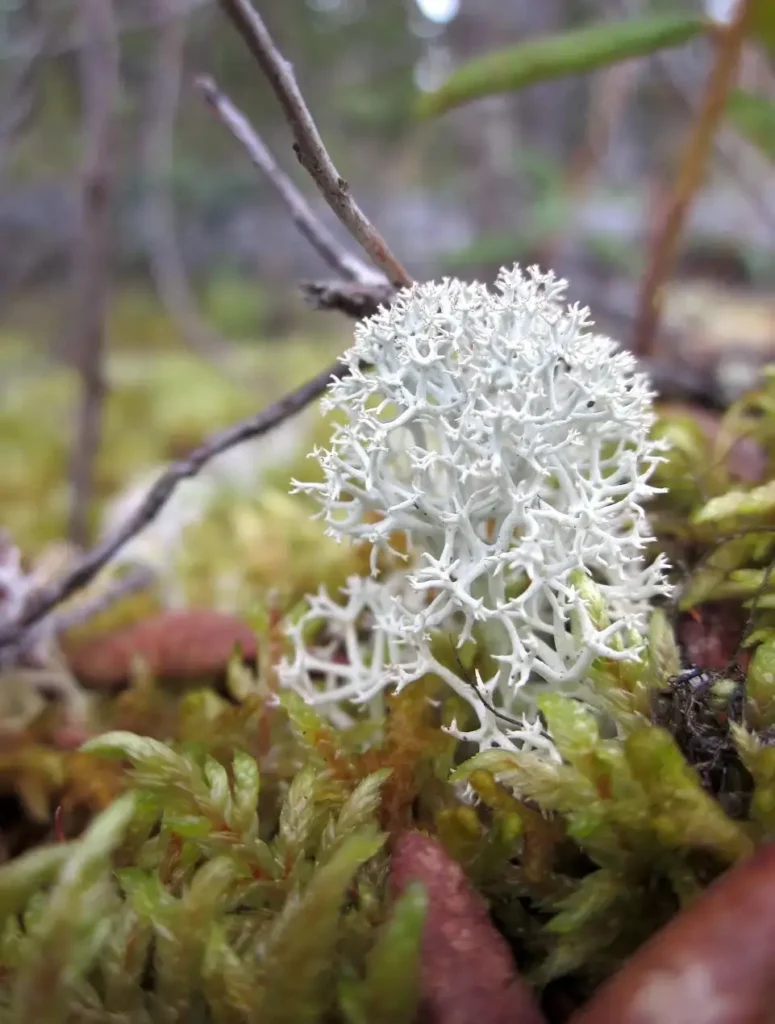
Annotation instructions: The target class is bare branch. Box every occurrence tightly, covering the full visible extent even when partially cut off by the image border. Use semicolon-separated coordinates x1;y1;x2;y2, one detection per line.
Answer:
196;74;380;285
0;0;412;658
632;1;754;357
48;565;157;638
301;278;396;320
0;357;348;652
215;0;412;290
66;0;120;547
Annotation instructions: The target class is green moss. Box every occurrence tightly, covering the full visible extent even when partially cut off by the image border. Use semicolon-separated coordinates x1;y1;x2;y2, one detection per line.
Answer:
10;323;775;1019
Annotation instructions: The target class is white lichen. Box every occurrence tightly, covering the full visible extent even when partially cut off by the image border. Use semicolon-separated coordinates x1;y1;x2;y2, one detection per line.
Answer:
280;265;671;751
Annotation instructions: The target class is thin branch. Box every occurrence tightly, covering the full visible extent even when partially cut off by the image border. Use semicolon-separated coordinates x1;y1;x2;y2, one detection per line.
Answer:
66;0;120;547
48;565;157;638
0;358;348;652
616;0;775;238
196;74;380;285
632;0;754;357
0;0;409;658
215;0;412;289
302;278;396;320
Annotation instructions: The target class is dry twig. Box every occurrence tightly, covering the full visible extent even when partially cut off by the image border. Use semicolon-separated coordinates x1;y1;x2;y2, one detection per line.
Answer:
0;0;729;661
0;0;405;657
66;0;120;548
301;278;397;319
196;74;381;286
47;565;157;638
215;0;412;289
632;0;754;357
0;359;350;652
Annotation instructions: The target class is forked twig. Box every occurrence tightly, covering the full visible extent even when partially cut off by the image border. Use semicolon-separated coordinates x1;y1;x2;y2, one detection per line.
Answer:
196;74;380;286
66;0;120;547
215;0;412;289
0;1;409;656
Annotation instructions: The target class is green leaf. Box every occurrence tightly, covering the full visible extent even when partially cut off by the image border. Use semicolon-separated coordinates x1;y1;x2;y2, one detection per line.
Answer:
538;694;600;766
546;869;623;935
202;924;258;1020
647;608;681;683
727;89;775;162
691;480;775;529
680;533;775;609
231;749;260;836
255;830;386;1024
0;844;74;921
453;748;597;815
153;857;242;1019
10;795;137;1023
357;883;427;1024
59;793;137;888
319;769;392;865
279;690;353;768
204;755;232;822
745;639;775;729
651;414;716;510
100;904;153;1016
569;570;610;632
625;728;753;862
731;724;775;833
81;732;195;794
419;15;706;117
278;765;329;866
536;868;632;981
82;730;177;764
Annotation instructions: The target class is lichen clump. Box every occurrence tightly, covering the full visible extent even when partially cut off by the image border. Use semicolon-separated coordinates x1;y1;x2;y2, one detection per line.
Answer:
282;266;670;750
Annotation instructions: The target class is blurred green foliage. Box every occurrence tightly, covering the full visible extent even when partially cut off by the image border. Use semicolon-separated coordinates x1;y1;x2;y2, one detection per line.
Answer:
0;286;343;552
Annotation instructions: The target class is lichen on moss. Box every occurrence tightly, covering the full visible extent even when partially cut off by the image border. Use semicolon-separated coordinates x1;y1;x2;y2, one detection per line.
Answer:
8;302;775;1021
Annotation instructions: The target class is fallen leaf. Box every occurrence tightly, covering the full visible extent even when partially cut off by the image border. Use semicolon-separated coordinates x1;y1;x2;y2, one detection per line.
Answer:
676;601;749;672
570;842;775;1023
390;831;545;1024
62;609;258;691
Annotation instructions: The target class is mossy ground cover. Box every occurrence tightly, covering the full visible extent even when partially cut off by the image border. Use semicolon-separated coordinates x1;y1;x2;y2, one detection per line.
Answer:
2;290;775;1021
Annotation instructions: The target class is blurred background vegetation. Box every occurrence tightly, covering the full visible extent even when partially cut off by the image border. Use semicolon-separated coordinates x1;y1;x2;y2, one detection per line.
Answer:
2;0;775;555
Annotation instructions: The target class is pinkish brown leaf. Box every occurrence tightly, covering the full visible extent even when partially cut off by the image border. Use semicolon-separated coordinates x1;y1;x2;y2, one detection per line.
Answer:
63;609;257;691
571;843;775;1024
391;830;545;1024
677;600;750;673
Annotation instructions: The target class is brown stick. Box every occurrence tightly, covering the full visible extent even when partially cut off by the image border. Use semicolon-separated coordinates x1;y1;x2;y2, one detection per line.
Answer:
66;0;120;547
301;278;396;320
0;358;349;652
215;0;412;290
0;0;410;658
48;565;157;637
632;0;753;357
196;74;380;286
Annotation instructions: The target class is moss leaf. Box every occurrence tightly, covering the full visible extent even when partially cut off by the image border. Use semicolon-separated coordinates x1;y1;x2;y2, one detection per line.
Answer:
255;830;386;1024
351;882;427;1024
625;728;753;862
